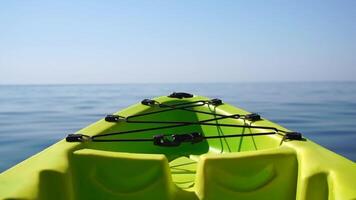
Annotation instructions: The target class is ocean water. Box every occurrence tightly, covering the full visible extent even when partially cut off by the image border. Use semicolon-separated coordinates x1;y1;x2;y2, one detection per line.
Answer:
0;82;355;172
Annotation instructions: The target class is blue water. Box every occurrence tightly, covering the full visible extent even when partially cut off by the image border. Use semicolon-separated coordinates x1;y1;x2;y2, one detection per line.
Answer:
0;82;355;172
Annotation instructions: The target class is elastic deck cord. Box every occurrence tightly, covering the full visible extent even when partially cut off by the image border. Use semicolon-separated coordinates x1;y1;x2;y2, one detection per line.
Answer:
66;96;304;145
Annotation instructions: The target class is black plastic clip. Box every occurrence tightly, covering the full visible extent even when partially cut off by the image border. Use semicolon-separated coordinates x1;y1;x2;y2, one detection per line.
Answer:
153;132;204;147
105;115;126;122
66;134;91;142
168;92;193;99
141;99;156;106
285;132;304;141
153;134;180;147
244;113;261;121
209;98;223;106
174;132;204;144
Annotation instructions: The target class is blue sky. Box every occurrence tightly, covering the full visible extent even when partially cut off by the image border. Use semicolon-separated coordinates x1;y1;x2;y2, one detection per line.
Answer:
0;0;355;84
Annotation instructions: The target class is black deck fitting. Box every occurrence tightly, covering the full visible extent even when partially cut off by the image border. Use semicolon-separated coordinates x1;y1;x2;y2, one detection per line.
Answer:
245;113;261;121
168;92;193;99
105;115;126;122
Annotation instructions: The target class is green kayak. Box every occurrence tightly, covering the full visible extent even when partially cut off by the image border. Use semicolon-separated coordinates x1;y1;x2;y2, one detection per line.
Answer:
0;93;355;200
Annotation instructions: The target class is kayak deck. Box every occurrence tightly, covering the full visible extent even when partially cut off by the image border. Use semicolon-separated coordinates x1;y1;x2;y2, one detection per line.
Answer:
0;94;355;200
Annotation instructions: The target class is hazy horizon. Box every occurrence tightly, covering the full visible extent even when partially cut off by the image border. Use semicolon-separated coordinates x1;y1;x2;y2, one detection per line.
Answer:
1;80;356;86
1;1;355;84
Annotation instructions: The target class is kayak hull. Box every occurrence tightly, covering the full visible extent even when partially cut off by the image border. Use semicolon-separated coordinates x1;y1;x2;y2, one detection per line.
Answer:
1;95;355;200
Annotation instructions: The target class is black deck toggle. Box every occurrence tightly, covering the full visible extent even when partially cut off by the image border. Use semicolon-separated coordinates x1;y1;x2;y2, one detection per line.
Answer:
141;99;156;106
285;132;304;141
168;92;193;99
153;132;204;147
105;115;126;122
209;98;223;106
66;134;91;142
244;113;261;121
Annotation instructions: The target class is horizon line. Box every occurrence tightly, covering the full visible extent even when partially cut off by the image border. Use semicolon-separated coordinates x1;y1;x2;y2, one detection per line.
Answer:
1;80;356;86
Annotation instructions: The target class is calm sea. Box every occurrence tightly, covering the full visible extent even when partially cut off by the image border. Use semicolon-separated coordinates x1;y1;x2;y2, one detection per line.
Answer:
1;82;355;172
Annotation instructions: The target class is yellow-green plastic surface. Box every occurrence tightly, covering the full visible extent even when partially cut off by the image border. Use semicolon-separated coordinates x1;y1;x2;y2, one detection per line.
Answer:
0;95;355;200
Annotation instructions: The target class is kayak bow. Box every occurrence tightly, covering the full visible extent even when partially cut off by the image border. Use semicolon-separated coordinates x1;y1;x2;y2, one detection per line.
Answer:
1;93;355;200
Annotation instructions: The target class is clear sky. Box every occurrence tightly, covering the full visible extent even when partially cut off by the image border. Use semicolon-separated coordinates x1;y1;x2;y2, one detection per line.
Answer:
0;0;355;84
